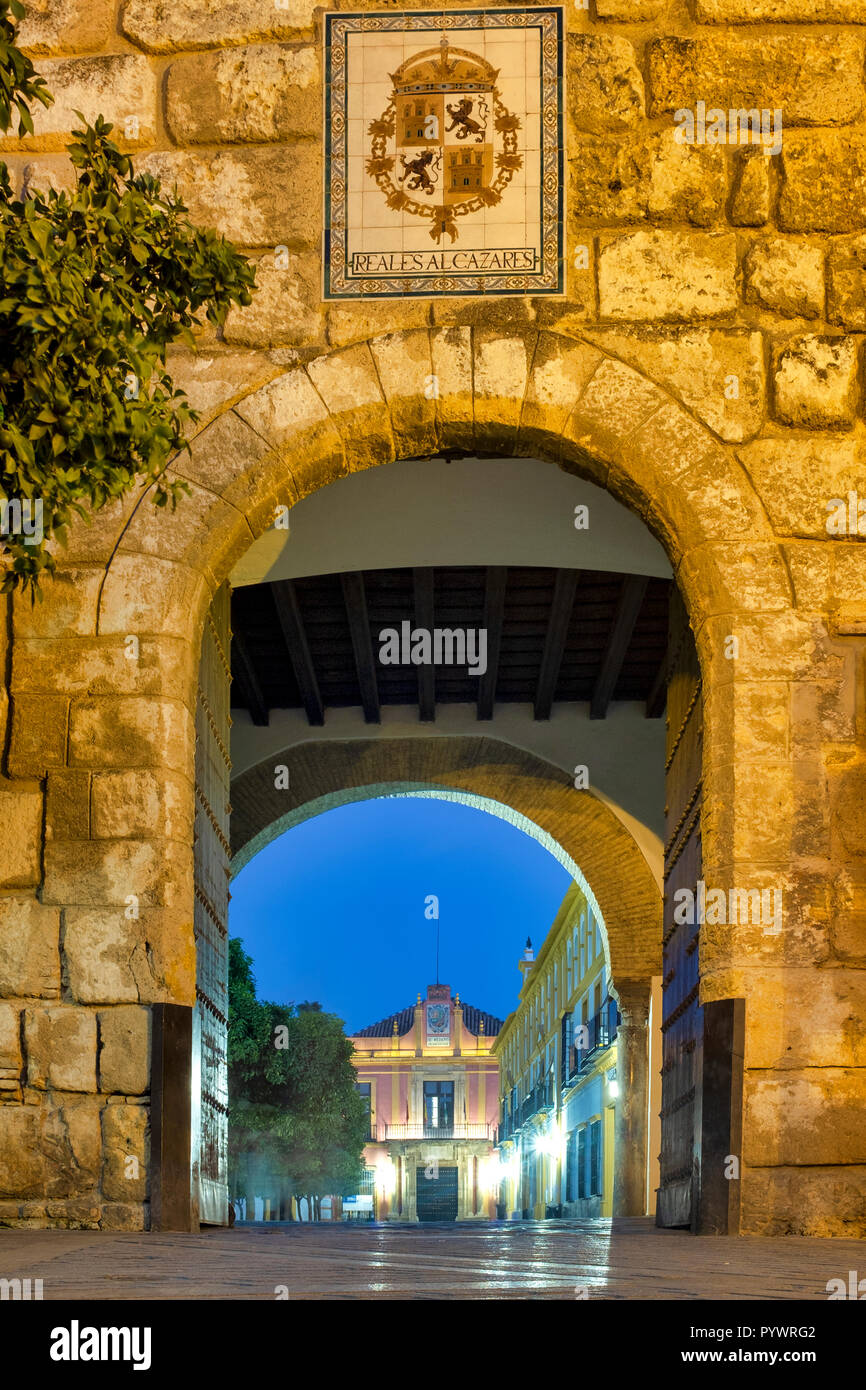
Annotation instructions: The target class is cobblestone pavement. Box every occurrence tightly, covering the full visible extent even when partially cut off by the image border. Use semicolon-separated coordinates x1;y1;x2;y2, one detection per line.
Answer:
1;1219;861;1299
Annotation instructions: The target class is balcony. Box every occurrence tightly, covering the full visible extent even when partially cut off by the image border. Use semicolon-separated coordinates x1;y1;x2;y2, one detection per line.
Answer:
563;999;619;1087
384;1123;492;1140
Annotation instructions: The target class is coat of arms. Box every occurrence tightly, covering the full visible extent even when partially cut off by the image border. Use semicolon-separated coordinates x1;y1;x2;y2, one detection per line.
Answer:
366;38;523;246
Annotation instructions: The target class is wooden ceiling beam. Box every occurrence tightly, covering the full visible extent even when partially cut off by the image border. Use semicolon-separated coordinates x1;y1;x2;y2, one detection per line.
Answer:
270;579;324;726
477;565;507;721
230;624;269;727
340;571;381;724
533;569;579;720
413;567;435;722
590;574;649;720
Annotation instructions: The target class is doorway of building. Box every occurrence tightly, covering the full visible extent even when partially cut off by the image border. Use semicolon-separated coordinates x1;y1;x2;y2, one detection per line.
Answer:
416;1165;459;1222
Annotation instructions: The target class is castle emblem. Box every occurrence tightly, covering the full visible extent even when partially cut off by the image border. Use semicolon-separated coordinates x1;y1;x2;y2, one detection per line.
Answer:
366;38;523;245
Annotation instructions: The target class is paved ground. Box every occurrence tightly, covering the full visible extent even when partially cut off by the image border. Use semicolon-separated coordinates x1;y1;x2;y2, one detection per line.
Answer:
0;1218;861;1299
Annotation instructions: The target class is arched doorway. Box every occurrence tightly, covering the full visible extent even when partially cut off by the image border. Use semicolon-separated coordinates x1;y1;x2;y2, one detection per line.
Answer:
2;331;859;1239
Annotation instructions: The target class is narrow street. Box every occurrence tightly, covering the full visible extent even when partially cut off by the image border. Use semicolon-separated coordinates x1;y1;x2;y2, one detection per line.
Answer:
1;1219;858;1300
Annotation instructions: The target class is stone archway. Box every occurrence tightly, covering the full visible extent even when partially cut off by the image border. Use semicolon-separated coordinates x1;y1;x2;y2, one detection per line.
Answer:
230;736;661;993
2;328;863;1238
229;735;663;1220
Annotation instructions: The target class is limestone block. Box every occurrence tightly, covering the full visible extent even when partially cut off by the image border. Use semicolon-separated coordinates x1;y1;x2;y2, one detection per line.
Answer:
831;763;866;859
473;331;531;447
12;568;101;639
0;899;61;999
646;130;726;226
730;148;770;227
8;695;68;777
45;770;90;843
739;436;866;537
25;1008;97;1092
306;345;395;471
566;35;644;136
326;299;430;353
98;1007;150;1095
0;783;43;889
0;55;158;152
95;555;211;644
236;369;347;500
223;251;323;348
429;327;474;452
182;410;289;537
598;230;737;321
740;970;866;1068
596;0;665;15
831;866;866;963
166;44;319;143
69;696;193;772
91;770;192;842
773;335;859;429
165;348;281;436
102;1104;148;1202
828;235;866;329
14;636;195;706
743;239;824;319
744;1070;866;1166
0;1107;44;1196
369;330;437;458
121;0;317;53
696;0;866;18
16;0;114;56
740;1166;866;1240
568;131;724;227
780;133;866;233
46;1097;102;1195
44;838;193;912
63;905;195;1005
583;328;765;443
0;1004;21;1072
566;357;669;481
140;146;320;247
100;1202;147;1230
518;334;603;454
648;34;864;126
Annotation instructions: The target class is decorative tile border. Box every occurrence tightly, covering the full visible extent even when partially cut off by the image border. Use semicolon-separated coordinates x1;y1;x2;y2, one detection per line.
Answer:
324;7;564;300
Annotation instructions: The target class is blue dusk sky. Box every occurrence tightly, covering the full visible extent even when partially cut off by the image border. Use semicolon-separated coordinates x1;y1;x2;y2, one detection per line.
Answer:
229;796;573;1034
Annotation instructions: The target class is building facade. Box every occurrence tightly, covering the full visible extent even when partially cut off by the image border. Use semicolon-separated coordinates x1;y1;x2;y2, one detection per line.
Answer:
346;984;502;1222
493;885;661;1220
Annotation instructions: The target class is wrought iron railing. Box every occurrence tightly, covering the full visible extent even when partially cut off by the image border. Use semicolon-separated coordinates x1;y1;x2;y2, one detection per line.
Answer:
384;1123;492;1140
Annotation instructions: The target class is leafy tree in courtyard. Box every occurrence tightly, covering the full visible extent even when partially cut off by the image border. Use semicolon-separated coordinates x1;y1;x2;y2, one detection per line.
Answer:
227;938;369;1221
0;0;255;593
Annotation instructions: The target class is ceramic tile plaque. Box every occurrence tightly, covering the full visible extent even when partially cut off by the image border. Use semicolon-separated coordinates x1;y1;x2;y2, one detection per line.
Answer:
324;7;564;299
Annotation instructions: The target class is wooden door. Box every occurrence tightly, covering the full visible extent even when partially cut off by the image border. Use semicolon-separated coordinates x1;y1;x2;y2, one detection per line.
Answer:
656;588;703;1228
191;583;232;1225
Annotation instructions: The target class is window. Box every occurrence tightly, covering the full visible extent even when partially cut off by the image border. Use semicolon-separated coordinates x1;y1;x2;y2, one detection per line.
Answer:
566;1130;579;1201
590;1119;602;1196
577;1128;588;1199
355;1082;372;1136
560;1012;574;1085
594;980;602;1016
423;1080;454;1132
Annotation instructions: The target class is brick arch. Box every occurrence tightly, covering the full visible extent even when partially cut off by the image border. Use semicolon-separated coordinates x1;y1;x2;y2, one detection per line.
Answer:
230;736;662;992
90;327;795;659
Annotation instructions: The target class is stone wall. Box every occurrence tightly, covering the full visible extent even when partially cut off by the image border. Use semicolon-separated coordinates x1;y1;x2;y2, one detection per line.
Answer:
0;0;864;1235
